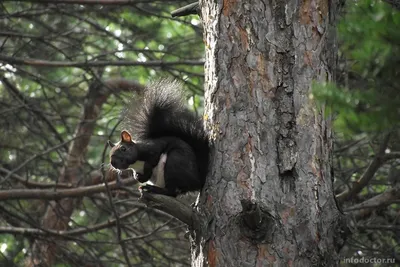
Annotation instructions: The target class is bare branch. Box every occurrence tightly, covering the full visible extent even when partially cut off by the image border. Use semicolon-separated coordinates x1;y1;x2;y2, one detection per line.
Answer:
171;2;199;18
139;191;196;227
103;171;133;266
1;77;70;152
344;187;400;219
0;176;138;201
2;0;151;4
384;152;400;161
0;137;78;185
336;134;391;203
0;55;204;68
0;207;141;237
0;167;73;189
357;225;400;231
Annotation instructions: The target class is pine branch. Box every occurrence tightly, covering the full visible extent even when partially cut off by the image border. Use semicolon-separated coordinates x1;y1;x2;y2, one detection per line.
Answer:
0;55;204;68
171;2;199;18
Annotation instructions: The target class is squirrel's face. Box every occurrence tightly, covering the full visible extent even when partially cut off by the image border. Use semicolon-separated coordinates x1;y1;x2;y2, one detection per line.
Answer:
108;130;138;170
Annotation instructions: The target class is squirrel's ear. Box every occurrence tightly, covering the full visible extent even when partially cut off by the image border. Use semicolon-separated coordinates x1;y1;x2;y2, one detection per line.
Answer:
121;130;132;143
107;140;115;148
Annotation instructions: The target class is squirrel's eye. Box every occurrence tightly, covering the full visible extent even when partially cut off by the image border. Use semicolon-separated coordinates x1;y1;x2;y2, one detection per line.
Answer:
120;146;126;152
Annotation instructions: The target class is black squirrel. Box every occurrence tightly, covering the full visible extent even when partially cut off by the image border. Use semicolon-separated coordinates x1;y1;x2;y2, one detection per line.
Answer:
108;79;210;197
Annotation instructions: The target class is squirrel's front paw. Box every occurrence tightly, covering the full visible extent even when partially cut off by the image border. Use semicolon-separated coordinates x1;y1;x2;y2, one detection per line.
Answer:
139;185;153;192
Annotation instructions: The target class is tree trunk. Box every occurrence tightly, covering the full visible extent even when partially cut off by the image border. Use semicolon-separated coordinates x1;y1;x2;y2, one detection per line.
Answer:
194;0;343;266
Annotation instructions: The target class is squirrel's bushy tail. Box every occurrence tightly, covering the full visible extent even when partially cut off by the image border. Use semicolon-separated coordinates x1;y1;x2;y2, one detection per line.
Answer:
125;79;210;180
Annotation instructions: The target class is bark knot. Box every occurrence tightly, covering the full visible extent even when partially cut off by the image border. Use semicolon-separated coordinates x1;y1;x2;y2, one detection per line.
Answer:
239;200;275;243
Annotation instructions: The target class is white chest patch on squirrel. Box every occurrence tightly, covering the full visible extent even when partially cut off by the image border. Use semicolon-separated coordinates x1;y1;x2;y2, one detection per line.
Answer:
148;153;167;188
130;153;168;188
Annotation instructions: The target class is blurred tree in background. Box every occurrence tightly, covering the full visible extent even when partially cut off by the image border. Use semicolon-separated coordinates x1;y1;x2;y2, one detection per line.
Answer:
313;0;400;264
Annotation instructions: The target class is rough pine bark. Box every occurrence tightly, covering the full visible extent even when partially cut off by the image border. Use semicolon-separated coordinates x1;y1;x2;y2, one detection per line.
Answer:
193;0;344;266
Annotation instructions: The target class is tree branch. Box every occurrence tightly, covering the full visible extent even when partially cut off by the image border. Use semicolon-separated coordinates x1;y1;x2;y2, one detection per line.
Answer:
0;167;73;189
336;134;391;203
344;187;400;219
357;224;400;231
0;207;140;238
0;55;204;68
1;77;70;153
139;191;196;227
0;175;138;201
383;151;400;161
171;2;199;18
1;0;145;4
0;137;78;185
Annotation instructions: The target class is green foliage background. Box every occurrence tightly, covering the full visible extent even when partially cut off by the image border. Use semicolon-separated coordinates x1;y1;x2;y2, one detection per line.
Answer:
313;0;400;263
313;0;400;135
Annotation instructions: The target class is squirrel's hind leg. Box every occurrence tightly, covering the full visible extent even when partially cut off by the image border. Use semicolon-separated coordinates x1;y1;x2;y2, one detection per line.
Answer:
163;147;202;193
